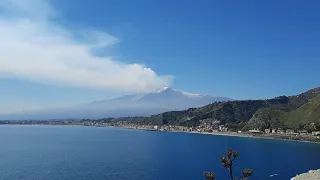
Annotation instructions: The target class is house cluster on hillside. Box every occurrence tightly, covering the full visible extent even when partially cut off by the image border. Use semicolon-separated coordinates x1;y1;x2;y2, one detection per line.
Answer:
196;120;228;132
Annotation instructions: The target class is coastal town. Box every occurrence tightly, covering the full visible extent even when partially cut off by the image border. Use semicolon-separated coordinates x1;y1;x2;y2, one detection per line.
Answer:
2;119;320;143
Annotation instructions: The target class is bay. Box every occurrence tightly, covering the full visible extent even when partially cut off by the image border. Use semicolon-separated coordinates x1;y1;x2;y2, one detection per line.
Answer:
0;125;319;180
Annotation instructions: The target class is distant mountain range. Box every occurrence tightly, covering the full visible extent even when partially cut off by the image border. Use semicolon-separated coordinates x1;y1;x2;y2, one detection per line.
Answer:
106;87;320;131
0;87;233;120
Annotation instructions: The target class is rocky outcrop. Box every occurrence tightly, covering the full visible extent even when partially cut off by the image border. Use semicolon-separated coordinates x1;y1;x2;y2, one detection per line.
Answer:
291;169;320;180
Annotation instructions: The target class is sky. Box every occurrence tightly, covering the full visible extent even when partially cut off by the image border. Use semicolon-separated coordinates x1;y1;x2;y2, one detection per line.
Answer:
0;0;319;113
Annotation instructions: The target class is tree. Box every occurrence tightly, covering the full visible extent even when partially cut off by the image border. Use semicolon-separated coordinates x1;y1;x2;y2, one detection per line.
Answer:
204;148;253;180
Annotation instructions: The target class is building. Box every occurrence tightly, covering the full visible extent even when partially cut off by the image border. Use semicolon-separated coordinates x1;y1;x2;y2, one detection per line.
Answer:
312;131;320;136
277;128;285;134
272;129;277;134
265;129;271;134
188;127;194;132
286;129;295;134
218;125;224;131
249;129;262;134
299;130;308;135
219;125;228;132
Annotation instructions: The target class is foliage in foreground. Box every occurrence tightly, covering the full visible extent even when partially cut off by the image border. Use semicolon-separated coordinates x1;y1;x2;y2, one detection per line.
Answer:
204;148;253;180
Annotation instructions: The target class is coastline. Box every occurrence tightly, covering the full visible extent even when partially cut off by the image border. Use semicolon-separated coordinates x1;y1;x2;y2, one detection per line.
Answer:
104;125;320;144
163;129;320;144
1;124;320;144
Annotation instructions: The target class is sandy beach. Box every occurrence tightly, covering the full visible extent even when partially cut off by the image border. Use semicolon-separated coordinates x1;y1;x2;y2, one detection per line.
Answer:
131;127;320;144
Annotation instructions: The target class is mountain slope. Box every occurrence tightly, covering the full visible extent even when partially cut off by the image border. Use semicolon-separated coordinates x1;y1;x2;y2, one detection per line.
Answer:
242;108;288;131
284;93;320;129
79;87;232;112
108;87;320;131
0;87;233;120
243;87;320;131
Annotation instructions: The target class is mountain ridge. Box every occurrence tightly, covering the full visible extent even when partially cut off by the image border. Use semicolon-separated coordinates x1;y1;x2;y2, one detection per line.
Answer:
0;87;233;120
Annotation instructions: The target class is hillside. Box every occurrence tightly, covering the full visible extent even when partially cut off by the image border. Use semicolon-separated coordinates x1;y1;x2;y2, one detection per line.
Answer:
285;93;320;130
107;87;320;131
244;88;320;131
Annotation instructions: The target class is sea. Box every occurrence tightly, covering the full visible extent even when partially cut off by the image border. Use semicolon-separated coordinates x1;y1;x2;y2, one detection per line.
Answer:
0;125;319;180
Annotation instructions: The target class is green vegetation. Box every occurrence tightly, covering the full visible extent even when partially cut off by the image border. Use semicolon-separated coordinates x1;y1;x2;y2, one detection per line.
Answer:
242;108;287;131
284;93;320;131
244;90;320;131
105;87;320;131
204;148;253;180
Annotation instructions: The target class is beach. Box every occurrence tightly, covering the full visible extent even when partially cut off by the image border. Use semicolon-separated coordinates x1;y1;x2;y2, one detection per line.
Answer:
132;126;320;144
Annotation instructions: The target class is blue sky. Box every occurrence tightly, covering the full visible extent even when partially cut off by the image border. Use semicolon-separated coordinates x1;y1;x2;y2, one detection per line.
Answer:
0;0;319;113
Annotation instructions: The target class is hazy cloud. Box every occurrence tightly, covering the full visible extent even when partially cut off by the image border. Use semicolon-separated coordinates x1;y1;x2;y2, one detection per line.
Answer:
0;0;172;92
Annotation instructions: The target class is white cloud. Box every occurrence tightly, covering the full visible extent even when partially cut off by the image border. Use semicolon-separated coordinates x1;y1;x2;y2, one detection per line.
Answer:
0;0;172;92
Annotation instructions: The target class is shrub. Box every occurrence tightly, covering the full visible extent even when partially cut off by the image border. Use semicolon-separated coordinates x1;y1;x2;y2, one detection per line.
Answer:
204;148;253;180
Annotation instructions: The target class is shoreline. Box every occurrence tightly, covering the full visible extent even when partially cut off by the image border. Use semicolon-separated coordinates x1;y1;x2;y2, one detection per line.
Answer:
115;126;320;144
1;124;320;144
153;128;320;144
93;125;320;144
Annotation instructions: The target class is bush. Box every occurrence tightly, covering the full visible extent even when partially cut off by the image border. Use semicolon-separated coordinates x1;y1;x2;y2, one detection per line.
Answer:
204;148;253;180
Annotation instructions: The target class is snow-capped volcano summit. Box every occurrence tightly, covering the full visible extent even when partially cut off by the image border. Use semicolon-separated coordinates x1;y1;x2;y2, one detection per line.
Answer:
73;87;233;118
134;87;207;102
152;87;203;98
101;87;217;103
150;86;209;98
153;86;170;93
0;87;233;120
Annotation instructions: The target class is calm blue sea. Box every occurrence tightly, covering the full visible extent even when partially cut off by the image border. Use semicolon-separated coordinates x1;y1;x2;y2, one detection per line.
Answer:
0;125;319;180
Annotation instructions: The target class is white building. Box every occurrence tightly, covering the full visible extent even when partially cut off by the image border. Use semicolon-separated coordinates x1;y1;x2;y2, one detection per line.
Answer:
249;129;262;134
286;129;295;134
299;130;308;135
277;129;285;134
219;125;228;132
312;131;320;136
265;129;271;134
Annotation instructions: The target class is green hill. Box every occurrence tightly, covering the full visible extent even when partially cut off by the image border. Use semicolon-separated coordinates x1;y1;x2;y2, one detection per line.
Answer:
244;87;320;131
242;108;288;131
285;93;320;130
